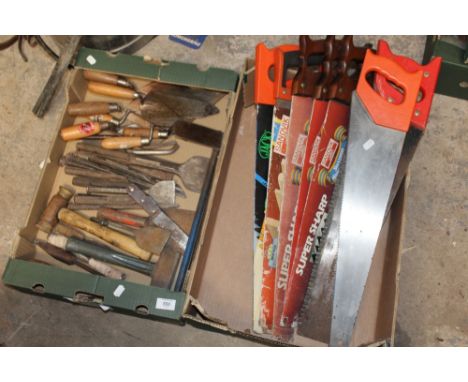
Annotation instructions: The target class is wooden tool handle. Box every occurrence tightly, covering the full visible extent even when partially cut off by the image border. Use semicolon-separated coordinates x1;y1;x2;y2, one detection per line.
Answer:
97;208;146;228
87;258;126;280
36;186;74;233
88;114;115;123
101;137;147;150
60;122;103;141
58;208;152;261
88;81;137;100
121;127;151;138
83;70;121;85
67;102;119;116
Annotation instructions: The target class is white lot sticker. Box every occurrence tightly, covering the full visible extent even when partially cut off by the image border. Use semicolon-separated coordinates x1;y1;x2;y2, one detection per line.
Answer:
86;55;97;65
363;139;375;151
156;298;177;311
113;285;125;298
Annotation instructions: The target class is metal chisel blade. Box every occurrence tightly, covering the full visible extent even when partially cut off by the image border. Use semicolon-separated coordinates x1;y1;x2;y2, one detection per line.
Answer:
127;184;188;253
330;94;406;346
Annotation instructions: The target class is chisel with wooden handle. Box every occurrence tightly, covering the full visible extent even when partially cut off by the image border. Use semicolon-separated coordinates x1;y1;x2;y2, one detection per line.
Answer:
35;239;125;280
60;121;113;141
48;234;154;275
58;208;152;261
83;70;135;89
67;102;121;116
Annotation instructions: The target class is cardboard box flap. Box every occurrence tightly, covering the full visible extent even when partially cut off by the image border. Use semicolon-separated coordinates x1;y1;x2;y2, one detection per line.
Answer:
75;48;239;92
3;259;185;320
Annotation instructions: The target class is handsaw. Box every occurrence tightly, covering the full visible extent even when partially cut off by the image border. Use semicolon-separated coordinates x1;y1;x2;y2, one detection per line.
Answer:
298;40;441;344
259;43;298;331
253;43;277;243
271;36;329;338
330;50;423;346
279;36;368;335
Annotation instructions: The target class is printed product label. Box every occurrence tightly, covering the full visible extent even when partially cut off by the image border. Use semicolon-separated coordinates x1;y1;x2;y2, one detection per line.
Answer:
309;135;321;166
155;298;176;311
321;138;339;170
292;133;308;168
274;115;290;156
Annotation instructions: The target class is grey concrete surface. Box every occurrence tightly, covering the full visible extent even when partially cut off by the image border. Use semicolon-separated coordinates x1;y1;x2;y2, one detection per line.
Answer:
0;36;466;346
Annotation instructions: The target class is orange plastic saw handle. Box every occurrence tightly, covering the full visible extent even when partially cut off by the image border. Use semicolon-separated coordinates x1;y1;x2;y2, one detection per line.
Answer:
374;40;441;130
254;43;276;105
88;82;138;100
274;44;300;101
356;50;422;132
101;136;149;150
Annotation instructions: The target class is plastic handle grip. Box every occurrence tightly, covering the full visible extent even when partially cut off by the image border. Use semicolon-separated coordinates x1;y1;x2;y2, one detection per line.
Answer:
374;40;442;130
254;43;276;105
356;50;422;132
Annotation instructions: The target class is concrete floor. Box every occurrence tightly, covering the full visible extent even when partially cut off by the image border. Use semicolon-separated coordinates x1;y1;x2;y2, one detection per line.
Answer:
0;36;466;346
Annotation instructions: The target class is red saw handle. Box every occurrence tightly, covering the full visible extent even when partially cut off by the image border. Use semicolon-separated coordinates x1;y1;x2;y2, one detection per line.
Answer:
274;44;300;101
374;40;442;130
357;50;422;132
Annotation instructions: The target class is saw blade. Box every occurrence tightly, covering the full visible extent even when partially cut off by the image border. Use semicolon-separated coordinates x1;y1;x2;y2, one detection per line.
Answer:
297;147;346;343
330;94;407;346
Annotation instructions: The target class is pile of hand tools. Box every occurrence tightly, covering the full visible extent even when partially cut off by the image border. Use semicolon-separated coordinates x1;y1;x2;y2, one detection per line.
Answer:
253;36;441;345
31;70;224;291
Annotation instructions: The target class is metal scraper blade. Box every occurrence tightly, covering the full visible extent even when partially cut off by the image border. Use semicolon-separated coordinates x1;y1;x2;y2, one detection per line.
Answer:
330;93;407;346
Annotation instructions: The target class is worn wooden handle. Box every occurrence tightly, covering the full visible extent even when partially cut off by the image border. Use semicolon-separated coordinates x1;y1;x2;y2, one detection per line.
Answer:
58;208;152;260
121;127;151;137
97;208;146;228
101;136;146;150
60;122;103;141
88;81;137;100
67;102;118;116
83;70;120;85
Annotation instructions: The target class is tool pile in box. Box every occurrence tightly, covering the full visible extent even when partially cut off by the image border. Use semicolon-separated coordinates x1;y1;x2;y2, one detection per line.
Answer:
26;68;227;293
253;36;441;345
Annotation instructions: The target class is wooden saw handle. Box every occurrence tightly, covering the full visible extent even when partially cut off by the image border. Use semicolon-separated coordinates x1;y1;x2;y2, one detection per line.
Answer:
67;102;120;116
101;136;151;150
58;208;152;261
88;82;138;100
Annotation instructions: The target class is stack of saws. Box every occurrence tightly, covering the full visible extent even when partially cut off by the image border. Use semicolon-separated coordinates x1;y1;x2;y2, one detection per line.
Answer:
252;36;441;346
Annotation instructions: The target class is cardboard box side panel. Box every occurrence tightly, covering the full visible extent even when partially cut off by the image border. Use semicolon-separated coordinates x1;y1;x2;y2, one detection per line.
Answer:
376;179;406;341
182;75;243;307
2;259;185;320
187;105;256;330
75;48;239;92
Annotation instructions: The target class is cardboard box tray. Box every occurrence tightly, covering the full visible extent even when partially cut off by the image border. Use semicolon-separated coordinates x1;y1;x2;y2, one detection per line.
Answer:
2;49;406;346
